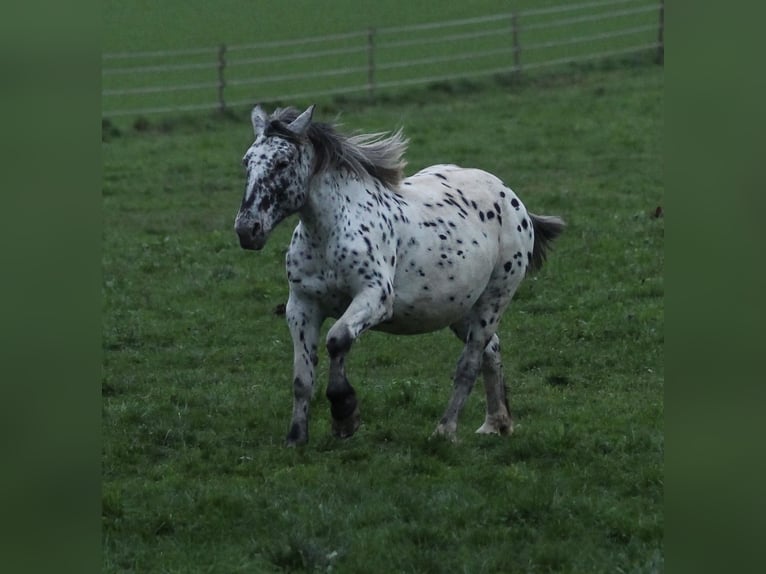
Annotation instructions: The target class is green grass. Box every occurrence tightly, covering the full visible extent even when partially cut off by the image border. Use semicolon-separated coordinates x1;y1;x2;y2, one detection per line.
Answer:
102;0;605;52
102;0;661;119
103;63;663;572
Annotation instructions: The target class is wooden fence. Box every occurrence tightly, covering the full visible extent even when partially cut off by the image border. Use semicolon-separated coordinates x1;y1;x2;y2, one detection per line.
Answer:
102;0;664;118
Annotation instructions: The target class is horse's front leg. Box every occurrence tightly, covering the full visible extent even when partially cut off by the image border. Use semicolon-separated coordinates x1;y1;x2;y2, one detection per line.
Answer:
285;294;323;446
326;283;394;438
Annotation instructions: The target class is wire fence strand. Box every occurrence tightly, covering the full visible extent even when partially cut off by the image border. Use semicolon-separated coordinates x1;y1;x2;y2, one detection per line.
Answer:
102;0;663;118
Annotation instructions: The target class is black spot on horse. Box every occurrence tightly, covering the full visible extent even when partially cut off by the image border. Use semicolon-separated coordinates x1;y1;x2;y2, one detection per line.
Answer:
259;195;272;211
327;329;352;358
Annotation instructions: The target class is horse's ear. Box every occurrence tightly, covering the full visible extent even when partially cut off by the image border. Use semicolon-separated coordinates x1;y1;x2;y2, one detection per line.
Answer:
286;105;315;137
251;105;269;136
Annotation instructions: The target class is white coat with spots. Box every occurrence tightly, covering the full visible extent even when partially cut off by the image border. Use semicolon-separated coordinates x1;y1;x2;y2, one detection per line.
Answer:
234;105;565;446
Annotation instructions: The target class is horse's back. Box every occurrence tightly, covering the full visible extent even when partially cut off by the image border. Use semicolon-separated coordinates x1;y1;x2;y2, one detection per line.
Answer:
399;164;534;257
381;164;534;334
403;164;504;194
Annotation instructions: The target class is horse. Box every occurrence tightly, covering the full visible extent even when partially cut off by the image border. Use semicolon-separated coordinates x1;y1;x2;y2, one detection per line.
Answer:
234;105;565;446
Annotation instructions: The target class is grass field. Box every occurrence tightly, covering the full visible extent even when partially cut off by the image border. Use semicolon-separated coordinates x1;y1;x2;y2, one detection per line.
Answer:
102;0;602;52
102;59;663;572
102;0;661;119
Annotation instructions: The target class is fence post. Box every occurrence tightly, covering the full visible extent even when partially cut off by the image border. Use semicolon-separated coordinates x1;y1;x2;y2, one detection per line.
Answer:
217;44;227;112
367;27;376;100
656;1;664;65
511;12;522;77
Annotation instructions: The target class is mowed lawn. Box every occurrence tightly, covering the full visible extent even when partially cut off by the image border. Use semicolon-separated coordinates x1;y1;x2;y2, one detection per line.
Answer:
102;63;663;572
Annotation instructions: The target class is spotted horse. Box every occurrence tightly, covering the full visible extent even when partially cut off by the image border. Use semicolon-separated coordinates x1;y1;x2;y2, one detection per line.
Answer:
234;105;565;446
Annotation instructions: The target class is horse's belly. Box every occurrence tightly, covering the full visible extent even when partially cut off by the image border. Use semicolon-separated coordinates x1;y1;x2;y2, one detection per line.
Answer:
374;306;469;334
380;229;498;333
374;277;488;335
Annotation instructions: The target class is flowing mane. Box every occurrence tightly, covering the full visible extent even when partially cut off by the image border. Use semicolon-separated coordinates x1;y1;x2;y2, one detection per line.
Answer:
265;107;408;188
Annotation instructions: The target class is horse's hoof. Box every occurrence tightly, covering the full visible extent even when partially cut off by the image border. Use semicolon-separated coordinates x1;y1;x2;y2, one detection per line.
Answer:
331;406;361;439
475;416;514;436
431;423;458;443
285;422;308;446
285;439;305;447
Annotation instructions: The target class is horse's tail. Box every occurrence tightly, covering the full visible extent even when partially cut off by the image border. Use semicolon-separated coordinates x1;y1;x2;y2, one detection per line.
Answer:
529;213;566;272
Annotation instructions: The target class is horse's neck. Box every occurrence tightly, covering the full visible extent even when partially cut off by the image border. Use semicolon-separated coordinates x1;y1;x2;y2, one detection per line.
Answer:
300;170;368;240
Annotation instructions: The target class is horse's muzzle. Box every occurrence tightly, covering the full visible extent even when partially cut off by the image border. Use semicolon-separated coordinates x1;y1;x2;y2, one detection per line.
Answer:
235;219;266;250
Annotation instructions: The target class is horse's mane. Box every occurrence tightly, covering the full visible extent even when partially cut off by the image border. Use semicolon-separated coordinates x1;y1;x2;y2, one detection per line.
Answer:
266;107;408;188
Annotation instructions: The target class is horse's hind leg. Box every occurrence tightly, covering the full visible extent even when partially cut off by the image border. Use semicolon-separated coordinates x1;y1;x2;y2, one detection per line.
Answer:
434;333;484;441
446;326;512;437
437;274;521;440
476;334;513;435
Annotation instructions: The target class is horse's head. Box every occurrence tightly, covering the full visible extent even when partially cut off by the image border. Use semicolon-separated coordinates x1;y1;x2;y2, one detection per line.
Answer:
234;105;315;250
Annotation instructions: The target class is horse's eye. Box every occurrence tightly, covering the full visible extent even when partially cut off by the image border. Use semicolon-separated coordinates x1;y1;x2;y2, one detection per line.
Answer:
274;159;290;171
